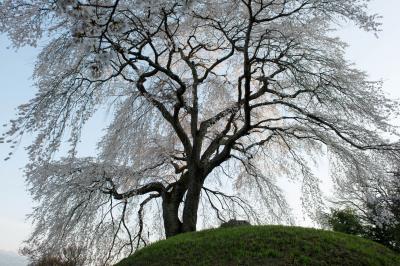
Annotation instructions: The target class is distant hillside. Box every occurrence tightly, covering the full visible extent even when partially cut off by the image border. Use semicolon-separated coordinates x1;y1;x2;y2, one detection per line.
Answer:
116;225;400;266
0;250;28;266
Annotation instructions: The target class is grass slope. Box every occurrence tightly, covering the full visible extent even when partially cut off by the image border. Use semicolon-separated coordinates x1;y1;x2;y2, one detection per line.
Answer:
116;225;400;266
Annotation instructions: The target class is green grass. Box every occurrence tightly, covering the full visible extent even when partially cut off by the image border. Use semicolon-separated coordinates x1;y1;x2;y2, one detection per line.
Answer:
115;225;400;266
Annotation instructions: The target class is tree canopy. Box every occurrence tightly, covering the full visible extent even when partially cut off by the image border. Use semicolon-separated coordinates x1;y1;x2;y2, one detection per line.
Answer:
1;0;400;264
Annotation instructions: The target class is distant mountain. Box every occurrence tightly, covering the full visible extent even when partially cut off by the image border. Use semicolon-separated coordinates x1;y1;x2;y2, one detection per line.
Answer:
0;250;28;266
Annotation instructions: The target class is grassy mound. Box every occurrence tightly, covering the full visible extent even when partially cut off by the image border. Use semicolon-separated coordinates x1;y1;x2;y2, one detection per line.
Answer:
116;225;400;266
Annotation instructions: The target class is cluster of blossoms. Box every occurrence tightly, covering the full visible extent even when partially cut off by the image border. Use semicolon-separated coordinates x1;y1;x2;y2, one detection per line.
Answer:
56;0;105;37
368;187;400;229
89;51;113;78
55;0;128;78
369;205;397;229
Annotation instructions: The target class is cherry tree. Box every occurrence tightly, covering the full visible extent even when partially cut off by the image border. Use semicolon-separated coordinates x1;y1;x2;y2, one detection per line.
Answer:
1;0;400;264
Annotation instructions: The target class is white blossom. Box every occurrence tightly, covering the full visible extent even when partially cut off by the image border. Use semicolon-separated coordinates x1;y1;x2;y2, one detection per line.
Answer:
1;0;399;264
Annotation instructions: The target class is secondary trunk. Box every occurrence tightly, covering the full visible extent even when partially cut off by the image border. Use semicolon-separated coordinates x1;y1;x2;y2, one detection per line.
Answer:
161;169;205;237
162;181;186;238
181;166;205;233
162;196;182;238
181;180;203;232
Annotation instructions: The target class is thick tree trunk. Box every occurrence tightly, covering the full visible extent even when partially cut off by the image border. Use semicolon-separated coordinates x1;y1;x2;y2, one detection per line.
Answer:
181;166;205;233
161;169;205;237
181;180;203;232
161;176;187;238
162;196;182;238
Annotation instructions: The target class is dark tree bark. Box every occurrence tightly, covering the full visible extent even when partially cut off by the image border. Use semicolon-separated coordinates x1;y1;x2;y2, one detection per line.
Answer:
162;194;183;237
181;178;204;233
161;173;188;237
162;167;207;236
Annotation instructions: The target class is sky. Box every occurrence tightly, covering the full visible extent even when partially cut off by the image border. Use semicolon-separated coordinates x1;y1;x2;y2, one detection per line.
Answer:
0;0;399;254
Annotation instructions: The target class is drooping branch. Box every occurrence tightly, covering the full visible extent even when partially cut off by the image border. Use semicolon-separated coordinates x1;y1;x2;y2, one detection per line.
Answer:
2;1;399;265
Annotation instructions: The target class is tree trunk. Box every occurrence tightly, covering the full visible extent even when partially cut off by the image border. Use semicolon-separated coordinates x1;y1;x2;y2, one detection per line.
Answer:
161;169;204;237
162;196;182;238
181;167;204;233
181;181;203;232
161;176;187;238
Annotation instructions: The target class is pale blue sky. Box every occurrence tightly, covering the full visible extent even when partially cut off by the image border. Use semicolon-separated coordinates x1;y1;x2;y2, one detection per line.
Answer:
0;0;399;253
